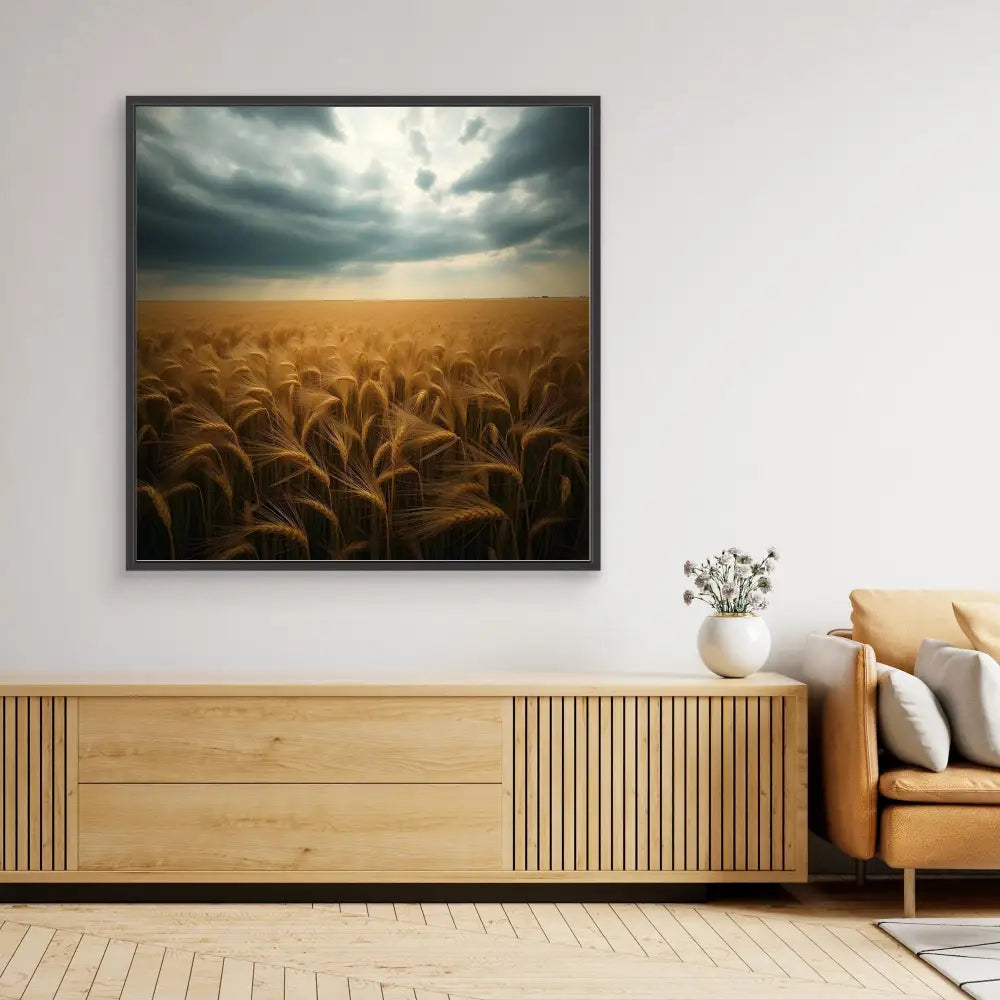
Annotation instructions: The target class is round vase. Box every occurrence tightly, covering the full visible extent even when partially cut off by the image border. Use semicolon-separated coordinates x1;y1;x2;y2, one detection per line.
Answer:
697;614;771;678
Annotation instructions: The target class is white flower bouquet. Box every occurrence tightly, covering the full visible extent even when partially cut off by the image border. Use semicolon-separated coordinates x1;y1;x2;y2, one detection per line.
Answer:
683;547;779;614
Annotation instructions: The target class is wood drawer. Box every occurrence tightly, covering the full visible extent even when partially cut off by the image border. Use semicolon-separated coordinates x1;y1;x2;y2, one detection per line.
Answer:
78;783;500;872
79;697;501;783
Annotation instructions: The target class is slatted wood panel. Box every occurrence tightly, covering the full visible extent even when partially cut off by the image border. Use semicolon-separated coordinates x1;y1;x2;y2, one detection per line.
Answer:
508;695;803;873
1;696;76;871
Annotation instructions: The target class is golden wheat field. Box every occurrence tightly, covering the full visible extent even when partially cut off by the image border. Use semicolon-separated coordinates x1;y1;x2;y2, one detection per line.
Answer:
134;298;591;562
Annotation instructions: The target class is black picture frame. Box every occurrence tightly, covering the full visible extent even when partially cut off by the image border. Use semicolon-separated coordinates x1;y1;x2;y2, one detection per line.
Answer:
126;96;600;570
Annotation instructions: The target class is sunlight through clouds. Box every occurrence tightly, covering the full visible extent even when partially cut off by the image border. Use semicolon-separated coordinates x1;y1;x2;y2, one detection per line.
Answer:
135;103;591;300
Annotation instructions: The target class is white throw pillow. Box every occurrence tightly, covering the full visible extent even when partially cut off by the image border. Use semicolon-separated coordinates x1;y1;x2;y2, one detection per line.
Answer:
915;638;1000;767
876;664;951;771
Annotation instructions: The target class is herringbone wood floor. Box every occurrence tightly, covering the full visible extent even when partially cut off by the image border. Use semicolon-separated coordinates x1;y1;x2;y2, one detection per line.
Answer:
0;881;991;1000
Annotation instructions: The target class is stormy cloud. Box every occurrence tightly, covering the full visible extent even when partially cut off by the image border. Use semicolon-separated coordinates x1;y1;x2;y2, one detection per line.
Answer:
408;129;431;164
458;116;485;143
414;168;437;191
135;104;592;298
451;106;590;195
228;105;345;141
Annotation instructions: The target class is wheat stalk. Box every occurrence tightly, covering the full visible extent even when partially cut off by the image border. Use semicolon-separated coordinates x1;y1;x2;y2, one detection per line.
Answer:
135;298;590;562
138;484;171;530
217;542;258;559
245;522;309;550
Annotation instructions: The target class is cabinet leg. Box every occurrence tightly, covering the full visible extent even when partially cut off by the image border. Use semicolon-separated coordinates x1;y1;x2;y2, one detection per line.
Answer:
903;868;916;918
854;859;866;887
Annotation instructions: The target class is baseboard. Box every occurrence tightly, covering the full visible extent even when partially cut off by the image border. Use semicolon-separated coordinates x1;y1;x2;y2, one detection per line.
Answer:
0;882;729;904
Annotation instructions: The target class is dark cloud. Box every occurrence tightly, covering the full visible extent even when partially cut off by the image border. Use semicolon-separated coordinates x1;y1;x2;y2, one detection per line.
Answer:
229;105;345;141
458;116;485;143
452;106;589;194
409;129;430;164
134;106;591;284
472;165;590;254
461;111;591;258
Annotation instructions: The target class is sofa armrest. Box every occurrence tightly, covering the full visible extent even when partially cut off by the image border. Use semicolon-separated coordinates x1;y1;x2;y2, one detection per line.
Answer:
799;633;879;860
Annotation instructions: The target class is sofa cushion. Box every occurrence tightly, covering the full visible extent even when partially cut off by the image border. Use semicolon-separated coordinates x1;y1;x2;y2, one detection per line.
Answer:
881;803;1000;869
880;763;1000;803
850;590;1000;671
915;639;1000;767
954;601;1000;661
876;664;950;771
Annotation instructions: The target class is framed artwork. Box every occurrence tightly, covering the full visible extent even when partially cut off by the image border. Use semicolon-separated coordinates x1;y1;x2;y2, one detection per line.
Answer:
127;97;599;569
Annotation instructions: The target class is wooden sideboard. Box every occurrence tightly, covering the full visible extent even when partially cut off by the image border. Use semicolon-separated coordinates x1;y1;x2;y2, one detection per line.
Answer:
0;673;806;883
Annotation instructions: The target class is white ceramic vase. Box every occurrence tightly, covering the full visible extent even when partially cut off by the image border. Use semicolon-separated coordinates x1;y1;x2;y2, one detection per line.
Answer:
697;613;771;678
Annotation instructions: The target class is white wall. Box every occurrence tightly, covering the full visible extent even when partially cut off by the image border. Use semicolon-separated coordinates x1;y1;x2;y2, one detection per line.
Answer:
2;0;998;681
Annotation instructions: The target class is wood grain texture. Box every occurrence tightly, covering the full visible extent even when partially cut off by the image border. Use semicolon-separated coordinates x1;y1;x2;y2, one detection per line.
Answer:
722;698;734;872
1;696;70;872
0;672;806;698
3;700;14;871
0;884;964;1000
685;698;698;872
507;692;805;879
539;696;551;872
78;784;501;872
550;697;562;871
649;697;661;873
66;697;79;872
575;697;587;871
697;697;710;872
599;696;612;872
562;697;575;872
586;696;599;870
40;698;52;872
526;696;539;873
710;698;722;871
624;697;637;872
79;697;502;784
759;698;772;870
0;885;961;1000
734;697;746;873
501;698;514;872
661;699;673;871
5;684;807;884
771;697;784;872
747;697;760;872
672;698;685;873
28;698;40;870
16;697;28;871
513;697;525;873
612;696;625;872
636;697;648;872
787;693;808;876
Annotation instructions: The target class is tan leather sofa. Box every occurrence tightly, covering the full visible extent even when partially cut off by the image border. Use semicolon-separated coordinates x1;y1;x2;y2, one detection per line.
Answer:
797;590;1000;916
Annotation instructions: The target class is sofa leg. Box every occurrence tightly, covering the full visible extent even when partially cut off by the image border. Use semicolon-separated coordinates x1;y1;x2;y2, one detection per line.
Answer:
854;859;867;887
903;868;916;918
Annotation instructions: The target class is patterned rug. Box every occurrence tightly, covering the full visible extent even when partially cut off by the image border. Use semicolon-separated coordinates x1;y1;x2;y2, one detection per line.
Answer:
878;919;1000;999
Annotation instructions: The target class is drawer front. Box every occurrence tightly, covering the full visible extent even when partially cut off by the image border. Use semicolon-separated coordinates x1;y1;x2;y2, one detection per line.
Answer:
79;783;500;871
79;697;501;783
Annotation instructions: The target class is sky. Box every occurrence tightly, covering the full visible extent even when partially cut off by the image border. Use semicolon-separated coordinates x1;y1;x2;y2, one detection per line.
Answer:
135;104;592;300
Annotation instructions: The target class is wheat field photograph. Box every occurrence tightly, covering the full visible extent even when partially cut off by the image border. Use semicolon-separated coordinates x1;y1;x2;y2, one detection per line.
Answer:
130;99;597;566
